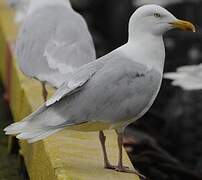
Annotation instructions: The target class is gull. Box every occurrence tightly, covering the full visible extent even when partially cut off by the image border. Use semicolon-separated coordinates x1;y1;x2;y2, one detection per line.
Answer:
6;0;29;23
16;0;96;101
5;5;195;176
164;64;202;90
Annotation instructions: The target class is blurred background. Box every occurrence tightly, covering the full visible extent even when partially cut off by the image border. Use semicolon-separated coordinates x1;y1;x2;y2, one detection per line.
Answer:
1;0;202;179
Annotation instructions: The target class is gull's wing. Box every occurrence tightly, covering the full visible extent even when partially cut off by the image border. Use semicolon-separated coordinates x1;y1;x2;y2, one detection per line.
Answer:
16;5;96;87
44;33;95;74
45;50;117;106
42;7;96;75
4;51;115;142
164;64;202;90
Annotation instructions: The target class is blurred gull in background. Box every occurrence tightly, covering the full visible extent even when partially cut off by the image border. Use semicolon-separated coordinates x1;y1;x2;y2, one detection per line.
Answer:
164;64;202;90
133;0;183;7
5;5;195;177
6;0;29;23
16;0;96;101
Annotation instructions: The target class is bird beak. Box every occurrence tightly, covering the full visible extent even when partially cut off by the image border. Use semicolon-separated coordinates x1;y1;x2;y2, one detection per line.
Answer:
169;20;196;32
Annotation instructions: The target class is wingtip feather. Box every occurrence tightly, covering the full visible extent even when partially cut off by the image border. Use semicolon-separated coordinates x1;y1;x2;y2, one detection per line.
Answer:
4;121;28;135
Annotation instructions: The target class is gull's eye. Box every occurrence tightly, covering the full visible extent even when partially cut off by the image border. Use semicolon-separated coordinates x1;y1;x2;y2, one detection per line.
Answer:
154;13;161;18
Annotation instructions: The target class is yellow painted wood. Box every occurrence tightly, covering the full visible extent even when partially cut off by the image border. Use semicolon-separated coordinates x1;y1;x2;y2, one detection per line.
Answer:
0;0;140;179
0;5;18;42
0;27;7;84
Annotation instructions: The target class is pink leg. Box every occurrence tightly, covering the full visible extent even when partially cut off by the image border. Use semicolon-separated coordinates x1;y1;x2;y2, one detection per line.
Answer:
99;131;116;169
115;132;146;179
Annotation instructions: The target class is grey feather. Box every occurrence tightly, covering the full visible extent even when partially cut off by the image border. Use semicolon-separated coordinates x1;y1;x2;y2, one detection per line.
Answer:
46;55;108;106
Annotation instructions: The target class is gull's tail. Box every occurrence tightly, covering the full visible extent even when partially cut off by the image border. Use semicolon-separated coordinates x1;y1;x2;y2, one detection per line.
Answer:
4;105;64;143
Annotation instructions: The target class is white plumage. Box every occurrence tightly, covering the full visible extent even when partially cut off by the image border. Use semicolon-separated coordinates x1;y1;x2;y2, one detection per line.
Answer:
164;64;202;90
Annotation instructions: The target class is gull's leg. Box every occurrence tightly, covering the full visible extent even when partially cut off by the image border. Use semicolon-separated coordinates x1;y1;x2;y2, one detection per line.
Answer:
117;132;123;169
99;131;115;169
115;131;146;179
41;82;48;102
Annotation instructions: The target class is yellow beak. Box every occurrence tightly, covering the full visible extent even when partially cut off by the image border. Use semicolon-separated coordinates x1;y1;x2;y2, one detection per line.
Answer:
169;20;196;32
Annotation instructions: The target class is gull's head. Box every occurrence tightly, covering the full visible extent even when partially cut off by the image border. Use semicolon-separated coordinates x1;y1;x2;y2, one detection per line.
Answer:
129;5;195;38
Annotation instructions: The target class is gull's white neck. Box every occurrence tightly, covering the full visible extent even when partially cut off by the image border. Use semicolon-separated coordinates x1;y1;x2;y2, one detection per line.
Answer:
28;0;71;15
121;34;165;74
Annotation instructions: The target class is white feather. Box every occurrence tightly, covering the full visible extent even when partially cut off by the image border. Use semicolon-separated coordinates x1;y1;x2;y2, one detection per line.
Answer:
164;64;202;90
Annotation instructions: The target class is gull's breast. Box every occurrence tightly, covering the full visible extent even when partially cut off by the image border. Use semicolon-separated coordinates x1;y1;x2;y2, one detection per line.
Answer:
112;68;162;129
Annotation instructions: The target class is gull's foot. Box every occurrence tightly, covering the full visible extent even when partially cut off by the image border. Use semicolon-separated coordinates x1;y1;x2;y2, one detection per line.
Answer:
115;166;146;179
105;164;129;170
104;163;116;170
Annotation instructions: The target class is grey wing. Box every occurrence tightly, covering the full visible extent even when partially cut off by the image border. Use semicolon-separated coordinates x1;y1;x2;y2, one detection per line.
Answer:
67;58;160;125
45;58;106;106
45;50;117;106
16;6;95;87
46;54;161;127
43;10;96;75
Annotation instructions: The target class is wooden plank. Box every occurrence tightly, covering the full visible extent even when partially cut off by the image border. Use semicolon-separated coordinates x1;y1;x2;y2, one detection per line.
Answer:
0;1;140;179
